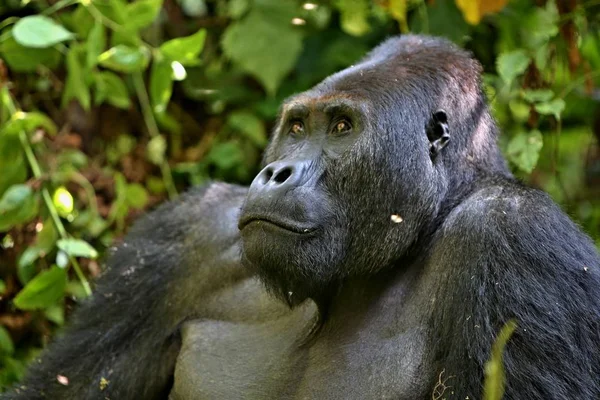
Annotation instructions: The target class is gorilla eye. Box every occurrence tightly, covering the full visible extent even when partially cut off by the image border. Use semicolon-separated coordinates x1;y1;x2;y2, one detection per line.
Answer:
290;121;305;136
332;120;352;135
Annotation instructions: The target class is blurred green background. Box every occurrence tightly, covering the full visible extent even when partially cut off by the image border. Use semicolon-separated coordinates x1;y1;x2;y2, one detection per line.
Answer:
0;0;599;389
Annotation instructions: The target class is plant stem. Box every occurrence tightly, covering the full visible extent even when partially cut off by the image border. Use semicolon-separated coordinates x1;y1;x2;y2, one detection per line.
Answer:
132;72;178;199
4;90;92;296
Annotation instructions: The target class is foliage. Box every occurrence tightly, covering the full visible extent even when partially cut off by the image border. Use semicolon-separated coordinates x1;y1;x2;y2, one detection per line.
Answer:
0;0;599;393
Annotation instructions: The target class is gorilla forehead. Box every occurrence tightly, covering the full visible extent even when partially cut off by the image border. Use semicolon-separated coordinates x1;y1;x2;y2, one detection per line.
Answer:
309;34;481;100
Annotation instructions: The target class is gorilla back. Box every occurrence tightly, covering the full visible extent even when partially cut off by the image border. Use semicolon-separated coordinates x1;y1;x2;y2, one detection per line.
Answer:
4;35;600;400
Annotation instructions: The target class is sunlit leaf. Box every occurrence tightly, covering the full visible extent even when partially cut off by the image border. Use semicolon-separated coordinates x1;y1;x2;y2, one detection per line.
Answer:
57;238;98;259
147;135;166;165
159;29;206;66
13;266;67;310
455;0;508;25
521;89;554;103
334;0;370;36
483;320;517;400
126;183;149;209
507;130;543;173
98;45;150;73
127;0;163;30
534;98;565;120
497;50;530;84
52;187;74;217
13;16;75;48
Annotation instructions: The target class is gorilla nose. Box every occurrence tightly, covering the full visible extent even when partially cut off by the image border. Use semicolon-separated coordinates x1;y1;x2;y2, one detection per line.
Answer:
251;160;311;194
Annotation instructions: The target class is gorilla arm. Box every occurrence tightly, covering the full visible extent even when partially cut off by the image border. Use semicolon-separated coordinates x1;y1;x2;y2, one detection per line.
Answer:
425;182;600;400
4;183;288;400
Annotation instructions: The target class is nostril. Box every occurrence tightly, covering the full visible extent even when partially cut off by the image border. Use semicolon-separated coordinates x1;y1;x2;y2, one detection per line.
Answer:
265;169;273;181
273;167;292;184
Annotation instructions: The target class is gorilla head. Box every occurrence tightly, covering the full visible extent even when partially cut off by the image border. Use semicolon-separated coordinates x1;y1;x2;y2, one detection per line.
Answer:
239;35;508;307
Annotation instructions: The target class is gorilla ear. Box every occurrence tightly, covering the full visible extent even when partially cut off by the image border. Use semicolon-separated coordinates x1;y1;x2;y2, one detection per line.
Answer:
426;110;450;159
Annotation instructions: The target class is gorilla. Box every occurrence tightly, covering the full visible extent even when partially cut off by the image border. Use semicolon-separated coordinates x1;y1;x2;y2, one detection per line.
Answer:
4;35;600;400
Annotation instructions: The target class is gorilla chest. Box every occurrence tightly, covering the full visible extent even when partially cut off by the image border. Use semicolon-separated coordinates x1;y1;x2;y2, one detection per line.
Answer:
169;304;429;400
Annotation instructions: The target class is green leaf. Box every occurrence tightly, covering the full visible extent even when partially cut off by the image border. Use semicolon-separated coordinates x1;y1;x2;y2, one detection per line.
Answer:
534;98;565;120
483;320;517;400
86;21;106;70
126;183;149;209
13;15;75;48
13;266;67;310
147;135;166;165
0;326;14;355
18;219;58;274
98;45;150;73
93;0;128;25
0;185;38;232
62;46;91;110
57;238;98;259
0;134;26;200
521;89;554;104
1;111;58;137
93;71;131;109
127;0;163;31
44;304;65;326
522;4;558;51
334;0;370;36
497;50;530;84
0;36;62;72
159;29;206;66
222;2;302;95
150;58;173;114
207;141;244;170
227;110;267;147
507;130;544;173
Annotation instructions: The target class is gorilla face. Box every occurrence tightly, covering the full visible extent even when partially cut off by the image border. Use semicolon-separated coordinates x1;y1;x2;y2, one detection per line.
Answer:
239;42;454;306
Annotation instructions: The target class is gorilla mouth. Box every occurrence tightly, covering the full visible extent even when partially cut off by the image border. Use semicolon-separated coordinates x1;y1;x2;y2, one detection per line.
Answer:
238;216;316;234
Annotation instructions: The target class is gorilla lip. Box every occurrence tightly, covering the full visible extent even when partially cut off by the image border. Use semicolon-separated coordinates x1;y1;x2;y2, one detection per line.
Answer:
238;216;316;234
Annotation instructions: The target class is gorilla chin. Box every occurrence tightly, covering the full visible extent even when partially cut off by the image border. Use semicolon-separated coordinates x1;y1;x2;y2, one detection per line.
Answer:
239;219;344;308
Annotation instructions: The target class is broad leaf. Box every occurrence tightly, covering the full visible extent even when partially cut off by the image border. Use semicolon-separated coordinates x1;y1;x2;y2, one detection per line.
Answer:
0;326;14;355
0;185;38;232
0;134;26;197
13;266;67;310
334;0;370;36
497;50;530;84
57;238;99;259
13;16;75;48
227;111;267;147
98;45;150;73
222;1;302;95
126;183;149;209
507;130;543;173
127;0;163;31
160;29;206;66
521;89;554;103
0;36;61;72
93;71;131;109
535;98;565;120
1;111;58;137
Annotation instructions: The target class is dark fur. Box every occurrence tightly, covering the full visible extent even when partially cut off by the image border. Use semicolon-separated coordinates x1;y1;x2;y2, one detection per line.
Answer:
4;35;600;400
